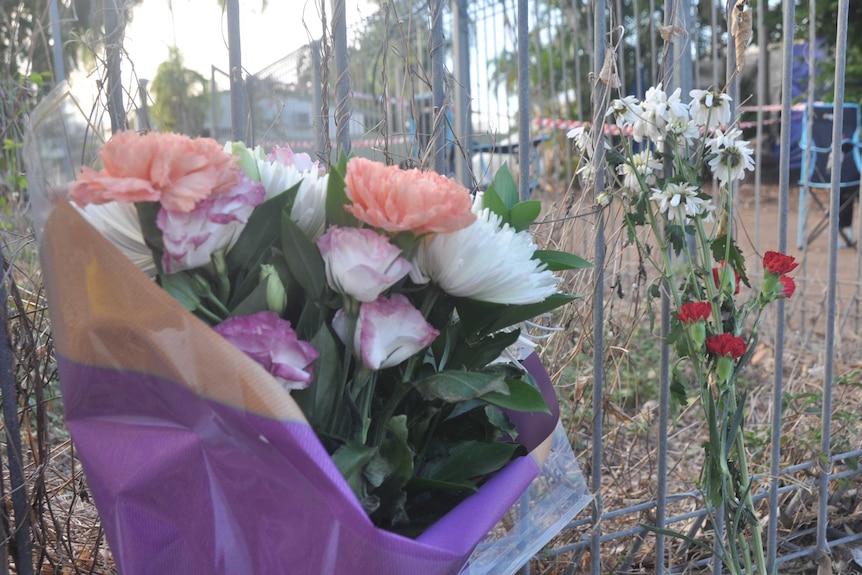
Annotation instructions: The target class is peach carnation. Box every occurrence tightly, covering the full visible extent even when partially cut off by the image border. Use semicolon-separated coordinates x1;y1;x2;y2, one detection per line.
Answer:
343;157;475;235
69;131;239;212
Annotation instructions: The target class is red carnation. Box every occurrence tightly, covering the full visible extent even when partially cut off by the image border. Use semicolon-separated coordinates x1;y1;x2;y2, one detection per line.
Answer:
779;275;796;298
763;251;798;275
677;301;712;323
712;260;740;295
705;333;746;359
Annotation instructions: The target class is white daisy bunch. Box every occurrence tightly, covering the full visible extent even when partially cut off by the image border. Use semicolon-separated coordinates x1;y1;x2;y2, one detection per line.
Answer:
592;84;754;226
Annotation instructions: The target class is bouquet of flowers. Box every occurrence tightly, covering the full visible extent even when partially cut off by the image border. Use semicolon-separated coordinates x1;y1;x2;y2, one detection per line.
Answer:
573;84;797;574
25;83;591;574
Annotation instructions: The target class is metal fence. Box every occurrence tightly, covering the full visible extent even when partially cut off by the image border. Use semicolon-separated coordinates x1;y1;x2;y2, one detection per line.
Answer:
24;0;862;573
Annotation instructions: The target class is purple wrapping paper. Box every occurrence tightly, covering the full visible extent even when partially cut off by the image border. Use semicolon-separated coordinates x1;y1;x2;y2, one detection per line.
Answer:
40;200;564;575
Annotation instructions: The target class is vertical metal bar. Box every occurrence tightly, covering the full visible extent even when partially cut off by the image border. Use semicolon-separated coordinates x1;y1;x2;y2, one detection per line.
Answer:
754;0;766;252
517;0;530;201
225;0;246;142
767;0;795;571
49;0;65;85
649;0;657;82
0;256;33;575
675;0;692;96
614;0;625;94
711;0;719;89
655;1;676;571
311;40;326;163
632;0;643;98
332;0;351;157
452;0;472;187
590;0;607;572
137;79;150;131
430;0;446;174
817;0;850;565
572;0;584;119
103;0;125;134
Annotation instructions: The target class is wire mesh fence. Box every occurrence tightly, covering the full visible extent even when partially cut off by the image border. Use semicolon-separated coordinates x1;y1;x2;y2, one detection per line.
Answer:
1;0;861;573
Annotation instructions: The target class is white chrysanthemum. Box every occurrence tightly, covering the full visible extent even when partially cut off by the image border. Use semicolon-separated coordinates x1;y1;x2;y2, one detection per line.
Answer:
75;201;156;276
650;182;710;223
617;150;662;192
567;125;591;155
634;84;690;143
576;161;597;187
707;127;744;153
605;95;639;129
410;208;560;304
706;128;755;185
665;114;700;144
253;149;329;240
689;89;732;129
708;143;755;185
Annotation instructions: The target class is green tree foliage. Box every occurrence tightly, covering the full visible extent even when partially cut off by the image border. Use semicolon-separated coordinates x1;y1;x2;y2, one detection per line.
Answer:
150;47;209;135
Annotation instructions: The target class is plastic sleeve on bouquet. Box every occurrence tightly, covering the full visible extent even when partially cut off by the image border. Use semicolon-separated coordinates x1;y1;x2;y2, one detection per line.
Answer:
38;199;589;575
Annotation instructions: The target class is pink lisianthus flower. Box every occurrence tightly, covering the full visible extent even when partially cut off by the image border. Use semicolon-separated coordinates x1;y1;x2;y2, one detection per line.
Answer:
267;145;316;173
214;311;318;390
317;226;412;303
158;174;265;273
344;157;476;235
333;294;439;371
70;131;240;212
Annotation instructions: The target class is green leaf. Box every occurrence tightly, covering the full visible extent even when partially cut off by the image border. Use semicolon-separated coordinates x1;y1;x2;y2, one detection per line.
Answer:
491;163;519;209
226;188;295;304
405;476;477;494
229;142;261;182
509;200;542;231
281;211;326;300
711;234;750;287
325;154;362;229
414;370;509;403
135;202;165;273
484;405;518;440
666;223;691;255
379;415;413;481
482;377;551;414
447;328;521;371
331;442;376;494
533;249;593;271
159;272;201;312
670;365;689;413
419;441;521;482
480;183;509;224
456;293;578;338
227;280;268;318
291;323;343;432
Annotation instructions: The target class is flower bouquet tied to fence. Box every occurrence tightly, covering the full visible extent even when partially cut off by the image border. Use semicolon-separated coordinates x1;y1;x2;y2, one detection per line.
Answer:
26;84;591;575
572;84;797;574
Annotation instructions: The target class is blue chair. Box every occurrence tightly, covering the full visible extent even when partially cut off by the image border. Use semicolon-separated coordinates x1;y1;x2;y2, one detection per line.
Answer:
797;103;862;248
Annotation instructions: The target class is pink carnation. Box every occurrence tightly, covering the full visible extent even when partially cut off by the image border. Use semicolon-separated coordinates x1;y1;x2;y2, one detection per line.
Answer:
69;131;240;212
344;157;476;235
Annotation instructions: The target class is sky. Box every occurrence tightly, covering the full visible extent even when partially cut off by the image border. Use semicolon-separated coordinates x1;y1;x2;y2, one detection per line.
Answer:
121;0;375;83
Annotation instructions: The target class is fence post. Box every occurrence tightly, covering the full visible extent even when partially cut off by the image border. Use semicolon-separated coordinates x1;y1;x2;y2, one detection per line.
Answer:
103;0;125;134
589;0;608;572
0;254;33;575
49;0;65;85
225;0;247;142
517;0;530;201
332;0;352;157
430;0;447;175
768;0;797;572
311;40;327;165
451;0;472;187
